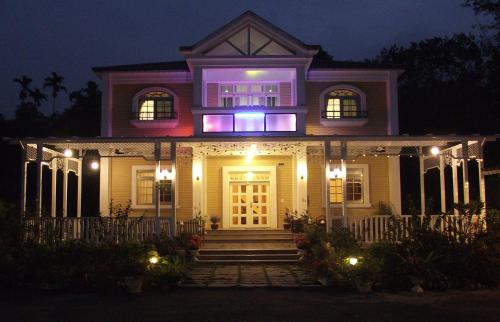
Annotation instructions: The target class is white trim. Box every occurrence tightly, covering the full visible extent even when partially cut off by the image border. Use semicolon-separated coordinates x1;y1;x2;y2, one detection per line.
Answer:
105;71;192;84
222;165;277;229
330;164;371;208
131;165;172;210
307;70;400;82
388;156;402;214
99;157;110;216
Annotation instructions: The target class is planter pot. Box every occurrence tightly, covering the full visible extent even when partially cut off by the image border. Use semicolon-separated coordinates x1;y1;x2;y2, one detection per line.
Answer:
187;249;199;259
355;280;373;293
283;223;291;230
297;249;307;261
317;276;333;286
124;276;143;294
411;284;424;293
210;223;219;230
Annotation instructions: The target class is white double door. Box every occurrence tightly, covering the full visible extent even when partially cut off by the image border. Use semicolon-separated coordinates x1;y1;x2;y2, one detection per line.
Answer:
223;166;277;229
229;181;270;228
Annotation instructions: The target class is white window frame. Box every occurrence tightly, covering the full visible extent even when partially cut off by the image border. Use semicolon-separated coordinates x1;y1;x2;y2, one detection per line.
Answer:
130;87;179;129
330;164;371;208
131;165;172;209
319;84;368;127
218;82;280;107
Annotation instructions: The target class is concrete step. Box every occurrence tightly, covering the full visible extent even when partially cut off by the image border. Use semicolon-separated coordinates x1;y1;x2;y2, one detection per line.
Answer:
204;235;293;241
206;229;291;235
201;242;297;250
199;249;298;255
196;259;299;264
198;253;299;261
203;238;294;244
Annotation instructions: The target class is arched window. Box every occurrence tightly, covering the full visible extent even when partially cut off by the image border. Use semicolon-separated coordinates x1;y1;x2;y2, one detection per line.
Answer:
324;89;361;119
134;89;175;121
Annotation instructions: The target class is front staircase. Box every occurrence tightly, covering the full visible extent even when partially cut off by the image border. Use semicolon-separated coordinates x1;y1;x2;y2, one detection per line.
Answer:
198;229;299;263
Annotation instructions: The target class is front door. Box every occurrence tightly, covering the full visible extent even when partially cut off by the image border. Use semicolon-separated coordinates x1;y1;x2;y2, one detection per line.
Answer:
229;181;270;228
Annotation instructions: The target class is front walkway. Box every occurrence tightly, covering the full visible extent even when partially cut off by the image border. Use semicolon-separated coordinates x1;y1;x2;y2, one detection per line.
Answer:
181;263;319;287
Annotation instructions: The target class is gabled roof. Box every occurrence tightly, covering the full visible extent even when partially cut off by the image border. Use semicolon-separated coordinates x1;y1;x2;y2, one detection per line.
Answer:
180;10;319;57
92;61;188;73
310;59;402;70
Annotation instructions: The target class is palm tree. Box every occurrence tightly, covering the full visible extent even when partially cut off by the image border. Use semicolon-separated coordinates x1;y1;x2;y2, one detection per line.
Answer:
29;88;47;107
44;72;67;115
12;75;33;103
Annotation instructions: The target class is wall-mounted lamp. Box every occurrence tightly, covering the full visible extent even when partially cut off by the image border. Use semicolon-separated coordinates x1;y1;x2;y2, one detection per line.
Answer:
245;144;257;163
90;161;99;170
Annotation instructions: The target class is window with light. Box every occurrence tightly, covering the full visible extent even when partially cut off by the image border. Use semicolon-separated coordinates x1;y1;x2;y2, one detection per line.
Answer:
219;83;279;107
329;169;364;204
137;91;175;120
136;170;172;205
324;89;360;119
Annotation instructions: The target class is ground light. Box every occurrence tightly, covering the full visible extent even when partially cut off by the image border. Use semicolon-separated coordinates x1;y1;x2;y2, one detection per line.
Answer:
347;257;358;266
149;256;159;264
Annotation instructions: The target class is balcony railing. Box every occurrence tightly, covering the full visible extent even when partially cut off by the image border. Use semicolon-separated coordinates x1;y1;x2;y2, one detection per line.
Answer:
321;110;368;119
132;111;177;121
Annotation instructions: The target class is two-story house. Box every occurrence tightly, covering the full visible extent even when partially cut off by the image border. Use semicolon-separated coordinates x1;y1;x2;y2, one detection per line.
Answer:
17;12;490;238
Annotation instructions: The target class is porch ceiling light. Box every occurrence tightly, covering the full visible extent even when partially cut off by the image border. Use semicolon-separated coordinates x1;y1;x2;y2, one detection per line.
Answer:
328;167;343;179
430;146;440;156
245;144;258;163
63;149;73;158
90;161;99;170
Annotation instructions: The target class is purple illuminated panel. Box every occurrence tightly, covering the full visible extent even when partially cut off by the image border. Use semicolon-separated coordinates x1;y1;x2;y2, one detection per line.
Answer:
234;113;265;132
203;115;234;132
265;114;296;132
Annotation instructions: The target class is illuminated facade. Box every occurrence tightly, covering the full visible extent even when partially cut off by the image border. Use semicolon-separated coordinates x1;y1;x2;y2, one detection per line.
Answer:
18;11;490;235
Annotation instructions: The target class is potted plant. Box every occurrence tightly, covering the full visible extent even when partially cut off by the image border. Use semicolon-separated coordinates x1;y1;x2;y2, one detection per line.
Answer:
209;215;220;230
122;260;146;294
283;209;292;230
294;235;311;250
185;234;201;259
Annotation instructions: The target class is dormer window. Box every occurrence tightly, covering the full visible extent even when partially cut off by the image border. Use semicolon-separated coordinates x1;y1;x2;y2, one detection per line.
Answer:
320;85;368;127
130;87;179;128
137;91;175;120
324;89;361;119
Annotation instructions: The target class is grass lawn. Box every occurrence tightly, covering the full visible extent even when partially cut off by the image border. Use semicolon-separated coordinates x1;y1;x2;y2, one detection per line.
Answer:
2;288;500;322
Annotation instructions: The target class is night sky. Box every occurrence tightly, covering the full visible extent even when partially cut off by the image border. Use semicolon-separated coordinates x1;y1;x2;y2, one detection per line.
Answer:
0;0;487;117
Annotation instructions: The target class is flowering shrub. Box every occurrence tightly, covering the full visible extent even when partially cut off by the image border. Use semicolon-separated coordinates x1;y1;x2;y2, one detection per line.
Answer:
294;235;311;249
185;234;201;250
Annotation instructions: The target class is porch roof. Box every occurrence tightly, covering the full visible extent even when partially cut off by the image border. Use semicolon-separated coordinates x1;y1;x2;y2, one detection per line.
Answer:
8;134;497;162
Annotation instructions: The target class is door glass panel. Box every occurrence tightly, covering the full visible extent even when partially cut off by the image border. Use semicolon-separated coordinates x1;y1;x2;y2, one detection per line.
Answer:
233;195;238;203
232;185;238;193
241;185;246;193
253;185;258;193
262;206;267;214
241;217;246;225
241;206;246;214
233;206;238;214
253;195;258;203
253;217;259;224
261;185;267;193
261;195;267;203
240;195;246;203
232;217;238;225
261;217;267;225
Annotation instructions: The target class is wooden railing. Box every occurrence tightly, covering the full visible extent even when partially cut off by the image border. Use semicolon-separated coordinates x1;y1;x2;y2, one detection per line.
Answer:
345;214;483;243
176;218;205;237
24;217;174;244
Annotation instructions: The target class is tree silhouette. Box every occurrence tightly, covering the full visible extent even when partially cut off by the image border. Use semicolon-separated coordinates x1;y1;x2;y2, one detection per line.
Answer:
28;88;47;107
12;75;33;103
43;72;67;115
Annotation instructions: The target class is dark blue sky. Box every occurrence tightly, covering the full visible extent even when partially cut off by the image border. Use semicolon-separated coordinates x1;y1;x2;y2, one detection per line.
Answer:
0;0;486;117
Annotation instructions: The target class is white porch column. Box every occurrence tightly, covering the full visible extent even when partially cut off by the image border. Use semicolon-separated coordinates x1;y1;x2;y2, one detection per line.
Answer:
478;159;486;208
35;143;43;217
99;157;110;216
170;142;177;233
51;159;57;217
62;158;68;217
451;157;459;215
462;141;470;204
388;156;402;215
20;148;27;216
192;147;205;217
418;147;425;216
324;141;331;231
439;155;446;213
340;141;347;226
295;145;308;215
77;158;82;218
154;142;161;218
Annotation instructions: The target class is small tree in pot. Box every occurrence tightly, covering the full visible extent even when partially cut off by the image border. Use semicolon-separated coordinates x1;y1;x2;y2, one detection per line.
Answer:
210;215;220;230
283;208;292;230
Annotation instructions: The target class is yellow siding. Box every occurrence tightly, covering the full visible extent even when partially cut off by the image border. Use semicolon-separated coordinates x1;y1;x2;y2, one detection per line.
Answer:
109;156;192;218
330;156;390;217
307;153;325;219
205;155;293;227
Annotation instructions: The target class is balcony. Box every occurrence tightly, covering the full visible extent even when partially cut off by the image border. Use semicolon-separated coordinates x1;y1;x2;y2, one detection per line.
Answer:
192;106;307;136
130;111;178;129
320;109;368;127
